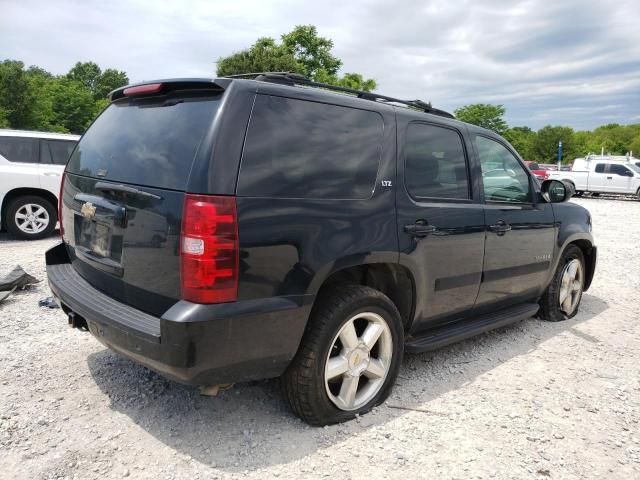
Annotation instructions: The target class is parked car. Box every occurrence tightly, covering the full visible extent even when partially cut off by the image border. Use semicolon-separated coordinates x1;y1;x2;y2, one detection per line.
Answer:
0;129;80;239
524;161;550;181
548;155;640;198
46;74;597;425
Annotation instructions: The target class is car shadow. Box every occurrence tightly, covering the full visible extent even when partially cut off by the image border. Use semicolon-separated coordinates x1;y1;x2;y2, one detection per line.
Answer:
86;293;608;472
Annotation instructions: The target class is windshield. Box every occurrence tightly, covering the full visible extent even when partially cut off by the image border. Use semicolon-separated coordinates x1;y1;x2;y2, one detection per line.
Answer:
628;164;640;174
67;93;222;190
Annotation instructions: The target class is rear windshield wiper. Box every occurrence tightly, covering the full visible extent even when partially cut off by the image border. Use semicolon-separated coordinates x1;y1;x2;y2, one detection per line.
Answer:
95;182;162;200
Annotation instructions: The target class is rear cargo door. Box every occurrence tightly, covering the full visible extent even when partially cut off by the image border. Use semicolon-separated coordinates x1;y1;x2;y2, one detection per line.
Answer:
61;90;223;316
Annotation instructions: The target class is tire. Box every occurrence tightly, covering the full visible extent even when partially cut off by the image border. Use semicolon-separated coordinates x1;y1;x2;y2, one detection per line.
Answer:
538;245;585;322
5;195;57;240
282;285;404;425
574;191;584;197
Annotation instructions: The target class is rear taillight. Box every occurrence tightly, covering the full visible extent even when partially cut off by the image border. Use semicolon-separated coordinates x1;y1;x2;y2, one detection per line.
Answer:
180;194;238;304
58;172;65;237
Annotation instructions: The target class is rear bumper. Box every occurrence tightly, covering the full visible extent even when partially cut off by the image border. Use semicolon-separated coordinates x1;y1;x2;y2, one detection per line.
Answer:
45;242;312;385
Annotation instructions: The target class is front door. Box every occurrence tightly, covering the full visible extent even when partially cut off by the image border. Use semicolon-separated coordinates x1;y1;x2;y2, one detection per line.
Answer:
396;120;485;332
473;134;556;310
607;163;634;194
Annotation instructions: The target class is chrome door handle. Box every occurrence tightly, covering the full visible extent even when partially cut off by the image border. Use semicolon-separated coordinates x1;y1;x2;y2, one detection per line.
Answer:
43;172;61;176
404;220;437;237
489;221;511;235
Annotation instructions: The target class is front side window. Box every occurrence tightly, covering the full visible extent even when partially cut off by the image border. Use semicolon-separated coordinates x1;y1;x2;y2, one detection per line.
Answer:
475;136;531;203
404;123;470;199
0;137;37;163
610;164;631;176
238;95;383;199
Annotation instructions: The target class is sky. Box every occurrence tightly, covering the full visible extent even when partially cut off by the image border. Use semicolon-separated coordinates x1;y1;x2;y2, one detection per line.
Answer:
1;0;639;130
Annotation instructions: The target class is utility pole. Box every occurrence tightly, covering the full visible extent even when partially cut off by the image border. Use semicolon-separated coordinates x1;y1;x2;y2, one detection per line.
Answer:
557;141;563;170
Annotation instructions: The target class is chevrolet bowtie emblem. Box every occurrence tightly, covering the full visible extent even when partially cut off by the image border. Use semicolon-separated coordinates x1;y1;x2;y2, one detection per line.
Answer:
80;202;96;219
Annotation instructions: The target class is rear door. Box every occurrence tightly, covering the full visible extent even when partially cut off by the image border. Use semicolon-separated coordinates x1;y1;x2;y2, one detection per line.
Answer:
0;136;41;190
588;163;612;192
473;134;556;310
396;118;485;331
62;89;224;316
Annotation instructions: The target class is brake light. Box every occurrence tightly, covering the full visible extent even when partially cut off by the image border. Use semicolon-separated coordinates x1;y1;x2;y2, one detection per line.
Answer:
180;194;238;304
58;172;65;237
123;83;163;96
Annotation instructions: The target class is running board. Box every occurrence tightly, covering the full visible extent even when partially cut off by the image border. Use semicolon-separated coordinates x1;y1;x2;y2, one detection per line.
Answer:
405;303;540;353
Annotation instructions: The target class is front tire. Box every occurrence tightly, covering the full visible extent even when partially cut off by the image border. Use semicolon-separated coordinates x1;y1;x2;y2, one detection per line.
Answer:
538;245;585;322
5;195;56;240
282;285;404;425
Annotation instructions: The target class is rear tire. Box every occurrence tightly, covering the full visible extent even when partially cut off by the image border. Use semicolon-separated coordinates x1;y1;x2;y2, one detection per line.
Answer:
538;245;585;322
5;195;56;240
281;285;404;425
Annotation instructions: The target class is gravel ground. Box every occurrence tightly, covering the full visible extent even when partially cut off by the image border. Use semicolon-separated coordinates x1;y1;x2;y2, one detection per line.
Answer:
1;197;639;480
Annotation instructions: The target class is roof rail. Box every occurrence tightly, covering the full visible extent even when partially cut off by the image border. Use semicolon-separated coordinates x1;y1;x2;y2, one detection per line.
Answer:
225;72;454;119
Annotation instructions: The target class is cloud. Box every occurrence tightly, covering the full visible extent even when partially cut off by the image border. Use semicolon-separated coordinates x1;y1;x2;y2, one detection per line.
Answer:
1;0;639;129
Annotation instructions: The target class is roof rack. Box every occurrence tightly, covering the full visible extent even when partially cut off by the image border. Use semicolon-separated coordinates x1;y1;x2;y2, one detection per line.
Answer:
225;72;454;119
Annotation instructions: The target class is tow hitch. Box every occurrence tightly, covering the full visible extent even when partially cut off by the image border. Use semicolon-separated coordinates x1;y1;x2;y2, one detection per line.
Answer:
67;311;88;331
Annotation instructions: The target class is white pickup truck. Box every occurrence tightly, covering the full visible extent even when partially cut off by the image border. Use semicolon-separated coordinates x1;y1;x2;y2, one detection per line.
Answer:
549;155;640;199
0;129;80;239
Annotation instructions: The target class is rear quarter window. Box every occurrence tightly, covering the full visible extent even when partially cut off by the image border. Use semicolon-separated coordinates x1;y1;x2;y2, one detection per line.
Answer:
0;136;38;163
237;95;384;199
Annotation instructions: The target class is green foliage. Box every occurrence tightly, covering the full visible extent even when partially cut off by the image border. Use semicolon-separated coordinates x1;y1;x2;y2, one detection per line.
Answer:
533;125;577;163
504;126;536;160
455;102;640;163
454;104;508;135
216;25;376;92
0;59;128;134
67;62;128;100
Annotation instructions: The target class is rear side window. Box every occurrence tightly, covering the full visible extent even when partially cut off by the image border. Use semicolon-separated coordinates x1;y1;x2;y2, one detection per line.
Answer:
238;95;383;199
0;137;37;163
595;163;605;173
67;94;222;190
44;140;77;165
404;123;470;199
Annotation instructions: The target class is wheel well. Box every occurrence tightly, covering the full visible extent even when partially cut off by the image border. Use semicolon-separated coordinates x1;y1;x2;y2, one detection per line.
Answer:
570;239;596;290
316;263;415;331
1;188;58;225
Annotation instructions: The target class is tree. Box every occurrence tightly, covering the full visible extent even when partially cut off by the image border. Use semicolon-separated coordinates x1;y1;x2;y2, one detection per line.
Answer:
454;104;508;135
533;125;577;163
0;60;35;129
47;78;102;133
66;61;128;99
216;25;376;92
504;126;536;159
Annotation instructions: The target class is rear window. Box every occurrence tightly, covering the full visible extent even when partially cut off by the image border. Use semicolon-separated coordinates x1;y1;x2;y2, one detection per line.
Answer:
67;94;221;190
595;163;605;173
237;95;383;199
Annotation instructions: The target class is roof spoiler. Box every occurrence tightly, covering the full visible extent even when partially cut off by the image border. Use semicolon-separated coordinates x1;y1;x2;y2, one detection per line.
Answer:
108;78;230;102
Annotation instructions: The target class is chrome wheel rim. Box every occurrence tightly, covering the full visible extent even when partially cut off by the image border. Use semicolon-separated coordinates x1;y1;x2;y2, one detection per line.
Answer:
559;259;583;315
15;203;49;234
324;312;393;411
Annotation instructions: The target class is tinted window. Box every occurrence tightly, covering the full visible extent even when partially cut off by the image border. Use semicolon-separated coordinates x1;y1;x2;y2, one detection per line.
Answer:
0;137;37;163
238;95;383;199
46;140;77;165
67;94;221;190
404;123;469;199
475;136;531;203
595;163;606;173
610;164;631;176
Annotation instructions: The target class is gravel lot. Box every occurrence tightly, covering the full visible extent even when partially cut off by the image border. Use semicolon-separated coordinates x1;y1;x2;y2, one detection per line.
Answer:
1;197;639;480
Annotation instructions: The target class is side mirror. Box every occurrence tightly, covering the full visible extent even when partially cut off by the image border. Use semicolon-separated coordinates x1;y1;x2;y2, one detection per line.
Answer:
625;170;634;177
541;179;571;203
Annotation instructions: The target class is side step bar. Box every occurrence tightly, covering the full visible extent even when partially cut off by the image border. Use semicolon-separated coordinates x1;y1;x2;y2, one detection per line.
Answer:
405;303;540;353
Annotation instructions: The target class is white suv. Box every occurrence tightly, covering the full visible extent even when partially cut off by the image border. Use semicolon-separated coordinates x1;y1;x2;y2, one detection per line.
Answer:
0;129;80;239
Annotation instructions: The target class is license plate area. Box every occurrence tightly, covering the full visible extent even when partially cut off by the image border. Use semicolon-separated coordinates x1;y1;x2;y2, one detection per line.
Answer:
74;215;124;264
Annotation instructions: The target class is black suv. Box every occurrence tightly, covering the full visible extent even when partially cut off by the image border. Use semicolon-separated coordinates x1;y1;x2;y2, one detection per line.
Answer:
46;73;597;425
